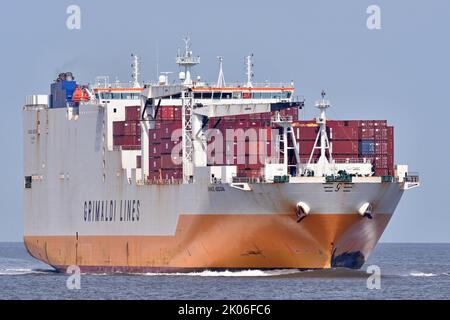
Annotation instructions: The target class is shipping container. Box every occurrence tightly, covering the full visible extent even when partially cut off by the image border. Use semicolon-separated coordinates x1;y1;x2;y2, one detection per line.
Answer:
149;157;161;171
329;127;358;140
161;154;182;169
359;140;375;155
331;140;359;154
160;122;182;139
359;120;387;127
149;129;161;143
125;106;141;121
296;126;320;140
113;135;141;146
149;144;162;157
374;141;393;155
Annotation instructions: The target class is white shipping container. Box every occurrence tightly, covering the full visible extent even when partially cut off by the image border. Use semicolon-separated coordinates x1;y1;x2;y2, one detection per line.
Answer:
26;95;49;106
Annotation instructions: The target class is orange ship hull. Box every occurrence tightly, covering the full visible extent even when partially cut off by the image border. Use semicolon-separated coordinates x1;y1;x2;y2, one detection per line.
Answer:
24;213;391;273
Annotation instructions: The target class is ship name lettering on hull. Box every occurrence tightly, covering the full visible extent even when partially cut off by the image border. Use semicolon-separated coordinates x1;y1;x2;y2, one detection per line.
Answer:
83;200;140;222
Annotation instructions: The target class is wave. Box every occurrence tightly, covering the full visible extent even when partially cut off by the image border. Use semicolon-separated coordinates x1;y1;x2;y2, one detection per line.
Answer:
141;269;302;277
409;272;438;277
0;268;55;275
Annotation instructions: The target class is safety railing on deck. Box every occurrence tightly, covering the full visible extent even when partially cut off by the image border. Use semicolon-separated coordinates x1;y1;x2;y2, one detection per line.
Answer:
299;158;372;164
405;173;420;183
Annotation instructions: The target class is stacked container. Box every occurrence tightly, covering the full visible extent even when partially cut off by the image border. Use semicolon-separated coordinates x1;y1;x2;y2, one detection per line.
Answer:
112;104;394;179
148;113;182;181
113;106;141;150
292;119;394;176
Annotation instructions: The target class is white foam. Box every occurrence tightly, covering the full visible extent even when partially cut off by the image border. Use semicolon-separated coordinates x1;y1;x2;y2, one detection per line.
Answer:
0;268;53;275
409;272;438;277
141;269;301;277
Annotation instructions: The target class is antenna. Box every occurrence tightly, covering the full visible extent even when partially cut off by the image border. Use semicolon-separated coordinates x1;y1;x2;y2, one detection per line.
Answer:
156;42;159;80
216;56;225;87
245;54;254;87
131;53;140;88
176;35;200;85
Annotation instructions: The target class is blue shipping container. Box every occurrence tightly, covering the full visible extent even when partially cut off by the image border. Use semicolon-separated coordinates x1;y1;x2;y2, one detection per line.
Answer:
359;140;375;155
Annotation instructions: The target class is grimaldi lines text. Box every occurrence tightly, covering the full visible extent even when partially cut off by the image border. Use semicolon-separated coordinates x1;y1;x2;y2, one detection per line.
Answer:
83;200;141;223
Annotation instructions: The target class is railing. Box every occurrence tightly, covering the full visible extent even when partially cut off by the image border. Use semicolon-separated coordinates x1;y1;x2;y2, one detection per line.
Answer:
299;158;373;164
193;82;294;89
271;115;293;122
405;173;420;183
232;176;264;184
92;82;143;89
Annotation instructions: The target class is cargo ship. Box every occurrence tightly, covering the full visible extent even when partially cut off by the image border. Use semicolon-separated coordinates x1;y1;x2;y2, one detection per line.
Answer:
23;38;419;272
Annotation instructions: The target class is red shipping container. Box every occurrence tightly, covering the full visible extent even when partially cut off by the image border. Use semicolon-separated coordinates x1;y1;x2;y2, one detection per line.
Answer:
174;107;182;120
122;145;141;151
363;155;393;169
327;120;346;127
157;106;175;120
160;140;181;154
149;157;161;170
149;144;163;157
333;153;359;159
297;126;320;140
148;170;161;181
160;169;182;180
374;168;389;176
299;140;319;156
161;154;182;169
122;121;141;136
359;120;387;127
374;126;394;140
360;128;375;139
149;129;161;143
331;140;359;154
113;121;125;136
160;122;182;139
374;141;393;155
329;127;358;140
125;106;141;121
237;169;262;178
113;135;141;146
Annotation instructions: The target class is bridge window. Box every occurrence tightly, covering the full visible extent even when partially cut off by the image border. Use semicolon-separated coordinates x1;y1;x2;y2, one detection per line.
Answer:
252;92;261;99
232;92;242;99
221;92;232;99
213;92;221;99
202;92;212;99
112;93;121;99
194;93;202;99
101;92;112;99
272;92;282;99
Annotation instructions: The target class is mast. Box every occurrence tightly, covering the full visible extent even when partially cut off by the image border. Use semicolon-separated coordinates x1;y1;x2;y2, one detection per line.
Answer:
216;56;226;87
245;54;254;88
176;36;200;85
131;53;140;88
308;90;332;176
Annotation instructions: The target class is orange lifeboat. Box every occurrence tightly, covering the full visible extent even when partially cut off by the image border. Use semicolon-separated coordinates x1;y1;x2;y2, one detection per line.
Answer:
72;86;90;102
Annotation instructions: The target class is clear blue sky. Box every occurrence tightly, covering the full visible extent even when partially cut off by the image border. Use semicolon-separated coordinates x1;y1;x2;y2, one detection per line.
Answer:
0;0;448;242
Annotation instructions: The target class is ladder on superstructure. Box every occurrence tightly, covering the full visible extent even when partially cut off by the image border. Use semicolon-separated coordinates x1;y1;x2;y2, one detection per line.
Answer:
181;89;194;183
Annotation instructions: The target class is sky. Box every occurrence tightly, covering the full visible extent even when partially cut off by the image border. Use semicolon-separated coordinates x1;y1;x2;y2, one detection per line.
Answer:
0;0;448;242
